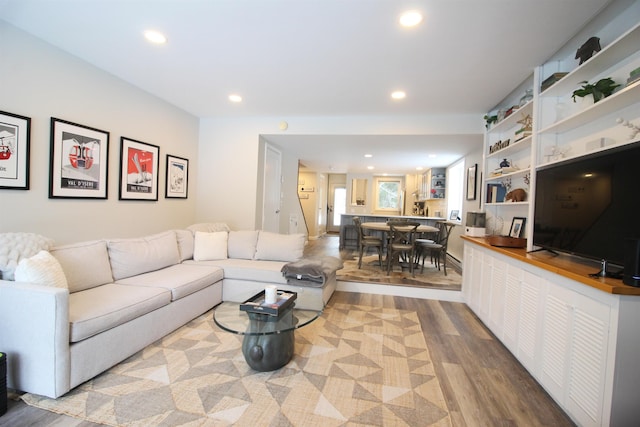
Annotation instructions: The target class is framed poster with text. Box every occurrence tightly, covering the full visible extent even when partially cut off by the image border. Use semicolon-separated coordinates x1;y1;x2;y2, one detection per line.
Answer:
119;137;159;201
0;110;31;190
49;118;109;199
165;154;189;199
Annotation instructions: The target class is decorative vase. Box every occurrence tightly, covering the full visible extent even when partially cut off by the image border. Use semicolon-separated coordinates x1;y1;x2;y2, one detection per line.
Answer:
500;159;510;168
519;89;533;107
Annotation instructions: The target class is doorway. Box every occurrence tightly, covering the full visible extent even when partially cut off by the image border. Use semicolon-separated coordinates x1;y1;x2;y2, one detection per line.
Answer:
327;174;346;233
262;143;282;232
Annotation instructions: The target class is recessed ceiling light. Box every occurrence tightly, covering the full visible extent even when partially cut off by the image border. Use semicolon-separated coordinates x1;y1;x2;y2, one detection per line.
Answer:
364;154;373;158
416;167;423;171
144;30;167;44
228;94;242;103
391;91;406;100
399;11;423;27
367;166;375;170
429;154;437;158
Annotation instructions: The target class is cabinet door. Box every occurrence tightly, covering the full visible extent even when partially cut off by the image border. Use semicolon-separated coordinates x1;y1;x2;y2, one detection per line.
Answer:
517;271;543;373
540;283;572;399
468;247;484;313
502;264;523;353
462;244;473;301
478;253;493;321
488;257;507;337
566;292;610;427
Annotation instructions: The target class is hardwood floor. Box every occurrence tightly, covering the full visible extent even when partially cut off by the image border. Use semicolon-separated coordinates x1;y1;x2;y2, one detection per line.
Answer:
1;236;573;426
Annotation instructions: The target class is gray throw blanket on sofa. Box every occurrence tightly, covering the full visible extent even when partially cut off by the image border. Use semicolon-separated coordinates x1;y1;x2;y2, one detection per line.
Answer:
281;256;344;287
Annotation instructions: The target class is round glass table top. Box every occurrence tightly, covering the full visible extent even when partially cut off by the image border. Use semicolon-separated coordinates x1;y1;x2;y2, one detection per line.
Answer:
213;302;321;336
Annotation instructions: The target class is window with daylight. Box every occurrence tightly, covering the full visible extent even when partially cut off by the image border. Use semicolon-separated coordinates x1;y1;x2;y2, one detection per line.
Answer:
374;177;402;212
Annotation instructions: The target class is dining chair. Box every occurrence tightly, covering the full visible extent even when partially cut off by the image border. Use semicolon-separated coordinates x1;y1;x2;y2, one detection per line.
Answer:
386;221;420;276
416;221;454;275
353;216;383;269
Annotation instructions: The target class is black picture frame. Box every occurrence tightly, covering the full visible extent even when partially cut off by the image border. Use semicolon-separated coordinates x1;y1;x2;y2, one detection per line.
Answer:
119;137;160;201
449;210;459;221
49;118;109;199
509;217;526;238
466;163;477;200
0;110;31;190
165;154;189;199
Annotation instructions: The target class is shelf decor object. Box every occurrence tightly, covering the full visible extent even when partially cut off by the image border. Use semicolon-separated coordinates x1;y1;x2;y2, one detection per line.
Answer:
571;77;621;103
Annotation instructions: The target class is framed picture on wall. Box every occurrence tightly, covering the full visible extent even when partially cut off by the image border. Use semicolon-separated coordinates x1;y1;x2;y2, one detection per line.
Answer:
49;118;109;199
119;137;159;201
466;163;477;200
165;154;189;199
0;110;31;190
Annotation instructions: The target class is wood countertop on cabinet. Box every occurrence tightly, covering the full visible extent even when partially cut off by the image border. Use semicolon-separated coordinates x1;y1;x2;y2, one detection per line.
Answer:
462;236;640;296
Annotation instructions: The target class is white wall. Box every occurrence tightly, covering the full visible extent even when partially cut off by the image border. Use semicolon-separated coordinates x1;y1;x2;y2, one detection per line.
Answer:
197;114;484;232
0;22;200;244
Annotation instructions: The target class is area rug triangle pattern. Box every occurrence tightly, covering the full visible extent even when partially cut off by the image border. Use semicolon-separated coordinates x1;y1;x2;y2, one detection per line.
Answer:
337;255;462;291
23;303;452;427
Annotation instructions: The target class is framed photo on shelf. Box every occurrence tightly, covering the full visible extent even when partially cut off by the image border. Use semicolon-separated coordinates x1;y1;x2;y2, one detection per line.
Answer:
509;217;526;238
0;110;31;190
449;210;460;221
165;154;189;199
119;137;159;201
466;163;477;200
49;118;109;199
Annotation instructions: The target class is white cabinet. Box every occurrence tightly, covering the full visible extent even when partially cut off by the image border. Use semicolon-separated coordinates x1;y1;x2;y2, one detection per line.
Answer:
540;283;611;427
461;240;640;427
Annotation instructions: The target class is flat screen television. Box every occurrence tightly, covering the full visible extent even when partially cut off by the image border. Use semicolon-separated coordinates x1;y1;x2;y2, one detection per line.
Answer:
533;140;640;271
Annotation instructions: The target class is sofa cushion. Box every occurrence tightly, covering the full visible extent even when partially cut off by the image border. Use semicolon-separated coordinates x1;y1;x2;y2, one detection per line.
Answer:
115;264;223;301
14;250;68;289
51;240;114;293
175;229;194;261
0;232;54;280
193;231;228;261
254;232;305;262
69;283;171;342
184;258;288;285
227;230;259;259
187;222;230;234
108;231;180;280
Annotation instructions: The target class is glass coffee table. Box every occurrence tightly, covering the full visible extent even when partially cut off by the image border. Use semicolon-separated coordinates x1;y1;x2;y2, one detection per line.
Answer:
213;301;321;372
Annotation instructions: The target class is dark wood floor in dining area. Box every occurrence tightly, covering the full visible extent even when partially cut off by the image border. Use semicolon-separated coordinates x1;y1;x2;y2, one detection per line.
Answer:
2;235;574;426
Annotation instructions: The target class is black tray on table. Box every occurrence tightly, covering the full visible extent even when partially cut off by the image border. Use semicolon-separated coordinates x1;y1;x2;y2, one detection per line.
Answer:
239;290;297;316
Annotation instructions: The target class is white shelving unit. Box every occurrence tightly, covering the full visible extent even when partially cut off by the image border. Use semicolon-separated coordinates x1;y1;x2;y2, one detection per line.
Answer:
482;20;640;243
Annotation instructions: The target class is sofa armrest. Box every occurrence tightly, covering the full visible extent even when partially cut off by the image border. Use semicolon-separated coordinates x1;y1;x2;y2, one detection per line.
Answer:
0;280;70;398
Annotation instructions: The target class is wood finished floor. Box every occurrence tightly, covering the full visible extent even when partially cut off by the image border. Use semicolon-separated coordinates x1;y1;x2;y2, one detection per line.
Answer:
1;236;574;426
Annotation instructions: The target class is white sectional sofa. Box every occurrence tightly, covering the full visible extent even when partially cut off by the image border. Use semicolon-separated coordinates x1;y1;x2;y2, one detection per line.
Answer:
0;225;338;398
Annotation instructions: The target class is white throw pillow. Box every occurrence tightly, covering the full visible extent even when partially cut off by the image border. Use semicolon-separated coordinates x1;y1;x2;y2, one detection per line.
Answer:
14;250;68;289
254;232;305;262
227;230;259;259
193;231;228;261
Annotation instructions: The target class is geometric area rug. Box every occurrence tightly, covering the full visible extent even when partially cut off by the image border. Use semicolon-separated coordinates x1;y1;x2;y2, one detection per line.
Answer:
23;302;452;427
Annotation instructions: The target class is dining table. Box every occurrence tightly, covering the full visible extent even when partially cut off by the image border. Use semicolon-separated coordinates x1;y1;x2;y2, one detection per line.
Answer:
359;221;440;271
360;222;439;234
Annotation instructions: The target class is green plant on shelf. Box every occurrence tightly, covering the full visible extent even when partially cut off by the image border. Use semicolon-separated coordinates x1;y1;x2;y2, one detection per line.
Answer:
572;77;620;103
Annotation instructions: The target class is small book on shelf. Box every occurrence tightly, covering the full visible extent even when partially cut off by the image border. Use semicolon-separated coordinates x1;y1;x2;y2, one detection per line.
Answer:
486;183;506;203
240;290;297;316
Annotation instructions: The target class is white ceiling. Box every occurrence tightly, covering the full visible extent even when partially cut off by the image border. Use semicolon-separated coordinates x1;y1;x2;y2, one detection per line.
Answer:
0;0;612;173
